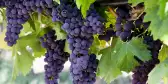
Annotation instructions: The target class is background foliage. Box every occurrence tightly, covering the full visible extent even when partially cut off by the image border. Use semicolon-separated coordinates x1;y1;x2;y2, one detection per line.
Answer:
0;0;168;84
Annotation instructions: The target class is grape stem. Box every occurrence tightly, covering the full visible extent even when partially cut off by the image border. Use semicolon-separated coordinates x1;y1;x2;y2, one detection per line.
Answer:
99;1;128;6
108;6;118;18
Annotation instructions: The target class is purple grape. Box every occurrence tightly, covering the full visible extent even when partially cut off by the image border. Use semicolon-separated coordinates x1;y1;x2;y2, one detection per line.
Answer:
132;36;162;84
40;30;69;84
119;31;131;42
132;59;159;84
116;31;122;36
115;23;122;31
45;0;52;5
135;19;142;28
124;21;134;31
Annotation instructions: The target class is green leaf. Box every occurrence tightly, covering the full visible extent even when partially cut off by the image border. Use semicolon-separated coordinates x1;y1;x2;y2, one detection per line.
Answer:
64;40;71;54
158;44;168;62
97;38;151;83
54;0;60;4
28;18;36;31
20;34;46;57
75;0;96;18
129;0;168;44
90;36;101;54
147;59;168;84
53;22;67;40
97;46;122;84
127;37;151;61
105;11;116;28
12;40;34;79
12;34;46;79
157;0;168;19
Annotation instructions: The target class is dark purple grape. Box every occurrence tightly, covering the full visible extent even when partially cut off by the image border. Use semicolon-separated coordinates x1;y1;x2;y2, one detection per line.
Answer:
116;17;122;24
132;36;162;84
135;19;142;28
115;23;122;31
98;35;110;41
119;31;131;42
40;30;69;84
45;0;52;5
116;31;122;36
132;59;159;84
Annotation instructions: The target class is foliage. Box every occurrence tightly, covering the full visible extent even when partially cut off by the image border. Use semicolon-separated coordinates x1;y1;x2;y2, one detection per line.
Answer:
0;0;168;84
158;44;168;62
75;0;96;18
129;0;168;45
11;13;66;79
97;37;151;83
147;58;168;84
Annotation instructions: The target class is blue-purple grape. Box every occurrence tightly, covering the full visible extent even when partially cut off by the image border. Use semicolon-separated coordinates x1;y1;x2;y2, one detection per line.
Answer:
132;59;159;84
40;30;69;84
54;3;103;83
132;36;162;84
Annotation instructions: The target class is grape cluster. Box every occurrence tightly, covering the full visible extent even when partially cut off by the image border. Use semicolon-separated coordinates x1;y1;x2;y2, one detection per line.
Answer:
132;36;162;84
51;2;102;83
4;1;30;46
115;5;151;42
132;59;159;84
99;24;116;41
3;0;57;46
115;5;133;42
40;30;69;84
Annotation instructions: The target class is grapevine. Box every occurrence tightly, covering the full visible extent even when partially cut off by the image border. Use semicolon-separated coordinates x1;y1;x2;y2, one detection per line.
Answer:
0;0;168;84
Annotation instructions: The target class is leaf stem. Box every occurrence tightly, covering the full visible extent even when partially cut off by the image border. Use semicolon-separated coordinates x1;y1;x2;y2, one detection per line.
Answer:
108;6;118;18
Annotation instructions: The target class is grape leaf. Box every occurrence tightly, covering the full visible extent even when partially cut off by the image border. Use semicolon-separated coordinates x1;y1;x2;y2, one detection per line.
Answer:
158;44;168;62
64;40;71;54
98;38;151;83
75;0;96;18
97;46;122;84
97;38;151;83
12;33;47;79
157;0;168;19
53;22;67;40
147;58;168;84
12;38;34;79
90;35;101;54
128;0;168;44
54;0;60;4
105;11;116;28
19;34;46;57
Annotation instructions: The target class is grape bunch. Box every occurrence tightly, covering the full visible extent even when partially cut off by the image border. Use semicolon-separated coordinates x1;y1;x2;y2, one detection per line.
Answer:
3;0;57;46
115;5;133;42
4;1;30;46
51;2;102;83
115;5;151;42
132;59;159;84
40;30;69;84
132;36;162;84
